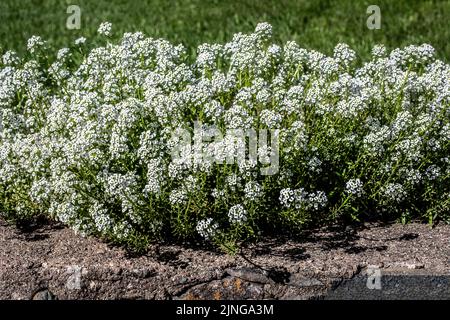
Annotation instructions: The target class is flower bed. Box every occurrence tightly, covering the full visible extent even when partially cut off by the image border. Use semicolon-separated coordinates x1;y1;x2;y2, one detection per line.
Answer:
0;22;448;251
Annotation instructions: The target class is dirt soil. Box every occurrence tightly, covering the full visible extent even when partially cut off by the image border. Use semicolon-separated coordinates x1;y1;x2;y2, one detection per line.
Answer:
1;218;449;300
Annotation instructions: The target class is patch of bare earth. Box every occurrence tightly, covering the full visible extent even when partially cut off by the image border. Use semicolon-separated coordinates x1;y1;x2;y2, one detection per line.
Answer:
1;219;449;300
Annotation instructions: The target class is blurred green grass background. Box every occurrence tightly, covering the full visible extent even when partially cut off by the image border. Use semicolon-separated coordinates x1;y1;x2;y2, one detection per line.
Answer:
0;0;449;61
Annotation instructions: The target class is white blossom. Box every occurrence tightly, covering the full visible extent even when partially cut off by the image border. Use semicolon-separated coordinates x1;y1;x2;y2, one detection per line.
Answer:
196;218;218;239
98;22;112;36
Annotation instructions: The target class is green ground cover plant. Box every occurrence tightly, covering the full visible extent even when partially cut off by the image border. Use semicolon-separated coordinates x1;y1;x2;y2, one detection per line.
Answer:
0;21;448;251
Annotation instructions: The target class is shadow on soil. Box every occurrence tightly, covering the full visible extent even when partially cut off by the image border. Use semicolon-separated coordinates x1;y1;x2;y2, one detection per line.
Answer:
6;217;422;281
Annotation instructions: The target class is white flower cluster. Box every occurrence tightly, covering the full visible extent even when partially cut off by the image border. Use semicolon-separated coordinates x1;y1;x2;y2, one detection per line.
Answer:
345;179;364;197
381;183;407;203
244;181;262;201
74;37;86;46
228;204;248;224
27;35;45;54
97;22;112;36
196;217;218;239
0;22;448;247
279;188;328;211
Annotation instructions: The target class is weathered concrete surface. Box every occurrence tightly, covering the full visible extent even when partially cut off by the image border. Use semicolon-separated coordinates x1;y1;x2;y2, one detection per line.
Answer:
326;269;450;300
1;219;449;300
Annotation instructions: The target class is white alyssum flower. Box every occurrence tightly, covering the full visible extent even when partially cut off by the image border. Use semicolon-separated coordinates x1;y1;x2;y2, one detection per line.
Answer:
98;22;112;36
196;218;219;239
372;44;387;58
228;204;248;224
27;35;45;53
2;51;19;65
280;188;328;211
74;37;86;45
244;181;262;201
382;183;407;203
57;48;70;61
333;43;356;68
345;179;364;197
0;22;448;248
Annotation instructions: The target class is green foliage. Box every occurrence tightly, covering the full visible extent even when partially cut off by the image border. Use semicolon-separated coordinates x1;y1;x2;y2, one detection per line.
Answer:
0;0;449;62
0;4;449;251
